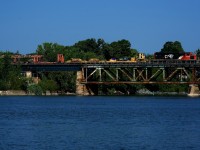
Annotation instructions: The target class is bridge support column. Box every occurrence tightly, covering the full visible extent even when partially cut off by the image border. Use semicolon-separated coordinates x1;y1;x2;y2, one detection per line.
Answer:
76;70;97;95
188;84;200;97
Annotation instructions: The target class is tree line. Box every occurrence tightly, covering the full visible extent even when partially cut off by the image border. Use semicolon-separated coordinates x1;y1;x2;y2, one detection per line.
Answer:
0;39;199;95
36;39;138;62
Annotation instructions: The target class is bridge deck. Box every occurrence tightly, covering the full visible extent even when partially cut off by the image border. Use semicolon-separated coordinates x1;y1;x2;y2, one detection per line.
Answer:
20;60;200;71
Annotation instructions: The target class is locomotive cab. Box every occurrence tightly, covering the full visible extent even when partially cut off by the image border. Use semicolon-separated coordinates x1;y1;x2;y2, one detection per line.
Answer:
179;52;196;60
138;53;145;61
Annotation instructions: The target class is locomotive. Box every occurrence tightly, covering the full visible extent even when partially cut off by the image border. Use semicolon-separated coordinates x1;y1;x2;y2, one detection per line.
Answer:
154;52;196;60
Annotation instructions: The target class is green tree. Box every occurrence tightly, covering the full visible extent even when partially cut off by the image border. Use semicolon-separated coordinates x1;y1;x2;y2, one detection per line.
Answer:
39;79;58;94
0;52;24;90
45;72;76;93
36;42;65;62
64;47;83;61
27;84;43;95
108;39;132;59
130;49;138;57
101;43;112;60
74;38;99;53
195;49;200;59
161;41;184;53
2;53;13;79
73;38;108;59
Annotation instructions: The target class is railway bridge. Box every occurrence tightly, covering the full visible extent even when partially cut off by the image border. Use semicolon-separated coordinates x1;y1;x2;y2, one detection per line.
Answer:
21;60;200;95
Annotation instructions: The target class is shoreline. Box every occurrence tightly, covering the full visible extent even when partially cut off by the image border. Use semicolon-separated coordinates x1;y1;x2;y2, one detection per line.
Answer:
0;90;191;96
0;90;75;96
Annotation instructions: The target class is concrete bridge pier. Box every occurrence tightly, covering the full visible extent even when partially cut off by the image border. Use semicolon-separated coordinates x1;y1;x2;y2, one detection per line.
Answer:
76;70;98;95
188;84;200;96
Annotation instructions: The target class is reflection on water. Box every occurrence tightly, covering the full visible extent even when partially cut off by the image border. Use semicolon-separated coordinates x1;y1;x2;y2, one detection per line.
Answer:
0;96;200;150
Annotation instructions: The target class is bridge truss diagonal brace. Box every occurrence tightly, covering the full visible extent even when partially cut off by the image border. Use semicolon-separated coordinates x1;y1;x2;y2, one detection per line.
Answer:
129;68;150;82
85;68;98;81
182;68;190;80
85;68;118;82
118;68;133;81
165;67;191;82
148;68;165;82
103;69;117;81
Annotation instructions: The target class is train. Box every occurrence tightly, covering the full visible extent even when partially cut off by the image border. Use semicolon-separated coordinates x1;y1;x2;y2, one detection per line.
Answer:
154;52;196;60
106;52;197;63
8;51;197;64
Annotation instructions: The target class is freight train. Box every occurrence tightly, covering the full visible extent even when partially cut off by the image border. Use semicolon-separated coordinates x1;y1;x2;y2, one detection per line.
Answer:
46;52;198;63
8;51;197;64
110;52;197;62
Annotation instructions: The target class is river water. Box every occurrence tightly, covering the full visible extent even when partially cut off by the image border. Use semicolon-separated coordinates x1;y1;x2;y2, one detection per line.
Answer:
0;96;200;150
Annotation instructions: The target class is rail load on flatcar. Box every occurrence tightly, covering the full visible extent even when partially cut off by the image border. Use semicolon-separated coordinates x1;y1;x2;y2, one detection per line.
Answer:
154;52;196;60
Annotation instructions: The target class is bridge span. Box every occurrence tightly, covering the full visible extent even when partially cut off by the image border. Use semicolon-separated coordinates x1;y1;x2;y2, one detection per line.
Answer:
21;60;200;95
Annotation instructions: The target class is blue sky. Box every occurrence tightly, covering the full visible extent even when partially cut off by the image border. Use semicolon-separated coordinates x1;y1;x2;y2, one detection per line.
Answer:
0;0;200;54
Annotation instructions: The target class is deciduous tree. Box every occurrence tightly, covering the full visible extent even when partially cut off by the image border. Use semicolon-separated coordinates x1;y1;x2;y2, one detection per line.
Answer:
108;39;132;59
161;41;184;53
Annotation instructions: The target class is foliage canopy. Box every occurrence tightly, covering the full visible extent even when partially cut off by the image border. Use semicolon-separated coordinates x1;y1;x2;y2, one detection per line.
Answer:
160;41;184;53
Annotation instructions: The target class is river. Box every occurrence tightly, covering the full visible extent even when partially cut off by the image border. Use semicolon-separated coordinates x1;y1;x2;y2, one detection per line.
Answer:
0;96;200;150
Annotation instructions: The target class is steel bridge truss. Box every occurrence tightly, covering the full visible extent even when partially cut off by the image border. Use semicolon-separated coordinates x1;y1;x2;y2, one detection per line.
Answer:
82;66;200;84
